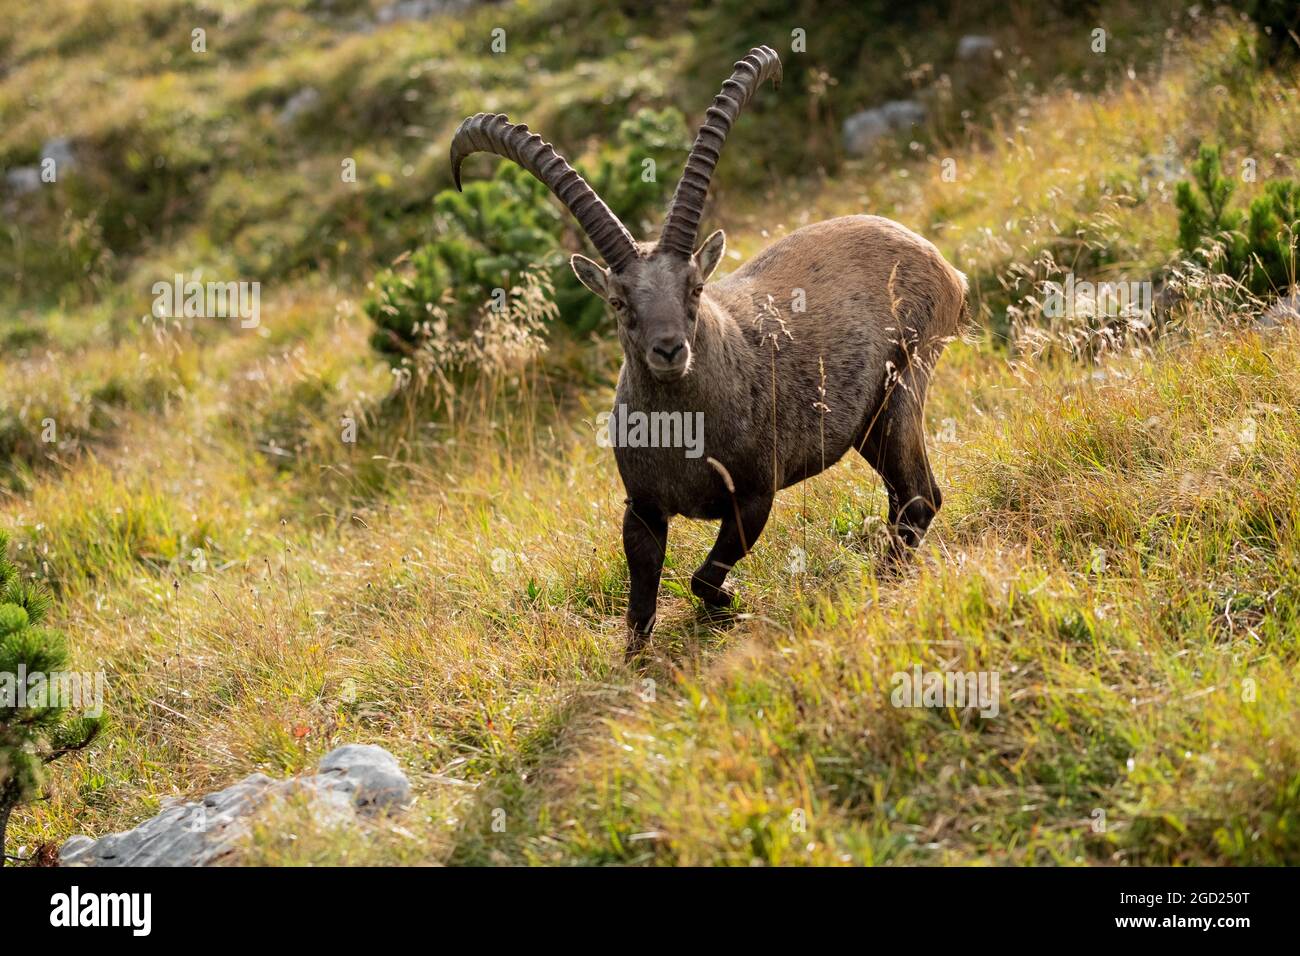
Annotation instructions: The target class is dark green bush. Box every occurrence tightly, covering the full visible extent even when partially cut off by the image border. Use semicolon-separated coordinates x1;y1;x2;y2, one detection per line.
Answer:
1176;144;1298;296
0;529;101;865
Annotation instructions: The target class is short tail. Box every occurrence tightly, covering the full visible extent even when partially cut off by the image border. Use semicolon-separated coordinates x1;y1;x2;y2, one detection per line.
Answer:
957;269;971;326
941;264;970;338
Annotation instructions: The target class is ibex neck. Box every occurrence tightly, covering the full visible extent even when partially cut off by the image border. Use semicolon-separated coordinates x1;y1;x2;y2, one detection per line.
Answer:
693;293;746;362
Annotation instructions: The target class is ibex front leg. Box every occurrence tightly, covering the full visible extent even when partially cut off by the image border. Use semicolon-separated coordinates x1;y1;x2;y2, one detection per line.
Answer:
623;499;668;658
691;494;773;612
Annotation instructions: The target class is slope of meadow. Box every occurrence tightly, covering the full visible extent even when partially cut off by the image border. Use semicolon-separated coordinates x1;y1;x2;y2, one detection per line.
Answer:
2;1;1298;865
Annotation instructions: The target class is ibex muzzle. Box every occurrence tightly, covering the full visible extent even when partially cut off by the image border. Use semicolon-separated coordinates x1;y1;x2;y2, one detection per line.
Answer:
451;46;967;658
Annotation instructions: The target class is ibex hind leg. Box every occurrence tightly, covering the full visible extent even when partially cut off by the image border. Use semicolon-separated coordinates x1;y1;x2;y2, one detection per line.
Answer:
855;392;941;561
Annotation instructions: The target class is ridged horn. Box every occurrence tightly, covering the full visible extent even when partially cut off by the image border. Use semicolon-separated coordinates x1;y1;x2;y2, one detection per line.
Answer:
449;112;638;272
656;46;782;258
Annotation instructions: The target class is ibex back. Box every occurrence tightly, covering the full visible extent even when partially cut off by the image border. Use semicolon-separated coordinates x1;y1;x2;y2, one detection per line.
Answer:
451;46;967;657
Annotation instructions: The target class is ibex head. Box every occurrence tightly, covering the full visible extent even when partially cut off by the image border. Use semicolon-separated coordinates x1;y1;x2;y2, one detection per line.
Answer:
450;46;781;383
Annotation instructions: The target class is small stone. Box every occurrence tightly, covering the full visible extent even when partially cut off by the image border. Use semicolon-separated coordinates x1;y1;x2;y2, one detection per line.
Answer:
957;35;997;61
41;136;77;172
376;0;471;24
277;88;321;126
842;100;927;157
4;167;41;195
316;743;411;811
1262;289;1300;327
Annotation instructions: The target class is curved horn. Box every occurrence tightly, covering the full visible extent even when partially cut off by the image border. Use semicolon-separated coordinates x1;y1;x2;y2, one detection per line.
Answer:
450;112;638;272
657;46;783;258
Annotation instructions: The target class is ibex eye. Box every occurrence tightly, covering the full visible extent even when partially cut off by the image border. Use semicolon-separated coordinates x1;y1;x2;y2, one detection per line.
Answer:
609;298;625;310
691;285;703;297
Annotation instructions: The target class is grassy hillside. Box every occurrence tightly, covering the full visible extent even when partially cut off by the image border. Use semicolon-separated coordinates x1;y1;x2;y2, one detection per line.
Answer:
2;0;1299;865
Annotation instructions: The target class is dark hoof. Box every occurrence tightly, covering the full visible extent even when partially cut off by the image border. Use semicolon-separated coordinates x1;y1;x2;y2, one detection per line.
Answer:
691;574;735;610
697;603;737;628
878;536;917;578
624;622;653;662
624;613;655;665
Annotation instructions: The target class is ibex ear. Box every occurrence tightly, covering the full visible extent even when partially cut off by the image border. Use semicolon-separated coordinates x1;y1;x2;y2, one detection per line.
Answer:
570;254;610;298
694;229;726;280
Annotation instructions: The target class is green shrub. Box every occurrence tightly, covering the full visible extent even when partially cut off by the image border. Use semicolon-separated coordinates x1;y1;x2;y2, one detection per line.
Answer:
1245;179;1300;293
0;529;101;865
1176;144;1298;296
365;107;688;360
590;108;694;236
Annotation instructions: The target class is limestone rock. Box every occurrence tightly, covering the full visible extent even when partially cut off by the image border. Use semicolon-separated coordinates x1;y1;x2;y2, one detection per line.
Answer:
315;743;411;810
60;744;410;867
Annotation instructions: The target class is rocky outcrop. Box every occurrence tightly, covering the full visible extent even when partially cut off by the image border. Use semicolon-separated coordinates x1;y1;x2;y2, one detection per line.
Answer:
60;744;410;867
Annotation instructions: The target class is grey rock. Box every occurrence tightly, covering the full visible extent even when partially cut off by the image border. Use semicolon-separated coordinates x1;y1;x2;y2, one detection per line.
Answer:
277;87;321;126
59;834;95;857
4;138;76;196
376;0;472;24
842;100;927;157
60;744;411;867
4;166;41;195
957;35;997;61
1262;289;1300;327
303;787;358;828
41;136;77;172
316;742;412;810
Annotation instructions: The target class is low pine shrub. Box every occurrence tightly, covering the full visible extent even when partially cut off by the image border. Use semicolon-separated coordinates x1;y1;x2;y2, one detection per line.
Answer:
0;530;101;866
1176;143;1298;297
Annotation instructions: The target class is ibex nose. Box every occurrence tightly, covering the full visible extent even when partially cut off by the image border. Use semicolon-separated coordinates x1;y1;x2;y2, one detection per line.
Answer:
652;341;685;363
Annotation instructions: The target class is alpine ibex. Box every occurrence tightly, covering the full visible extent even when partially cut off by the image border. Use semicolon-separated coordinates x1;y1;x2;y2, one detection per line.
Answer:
451;46;967;656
